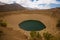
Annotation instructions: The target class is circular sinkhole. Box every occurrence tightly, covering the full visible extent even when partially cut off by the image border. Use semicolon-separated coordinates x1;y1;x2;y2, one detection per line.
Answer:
19;20;46;31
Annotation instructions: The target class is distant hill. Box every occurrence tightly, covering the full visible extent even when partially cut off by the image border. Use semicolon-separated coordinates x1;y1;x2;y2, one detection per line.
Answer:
0;2;6;5
0;3;25;12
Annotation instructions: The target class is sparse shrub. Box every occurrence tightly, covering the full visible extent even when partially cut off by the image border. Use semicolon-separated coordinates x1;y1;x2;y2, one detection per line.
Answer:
56;20;60;27
30;31;42;40
43;32;54;40
0;20;7;27
56;20;60;31
0;31;3;36
0;31;5;40
0;31;4;38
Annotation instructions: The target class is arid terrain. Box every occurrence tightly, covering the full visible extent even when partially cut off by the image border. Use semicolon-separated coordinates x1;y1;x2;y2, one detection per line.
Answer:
0;7;60;40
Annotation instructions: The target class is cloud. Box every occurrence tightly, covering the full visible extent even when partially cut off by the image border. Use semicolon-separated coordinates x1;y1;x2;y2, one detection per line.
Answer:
16;0;54;9
49;3;60;8
0;0;60;9
56;0;60;1
0;0;60;4
0;0;15;4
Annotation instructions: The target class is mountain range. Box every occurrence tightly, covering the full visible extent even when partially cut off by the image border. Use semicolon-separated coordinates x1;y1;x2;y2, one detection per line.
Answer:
0;2;25;12
0;2;6;5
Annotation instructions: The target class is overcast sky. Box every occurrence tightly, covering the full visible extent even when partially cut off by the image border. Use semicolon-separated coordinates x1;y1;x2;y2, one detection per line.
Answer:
0;0;60;9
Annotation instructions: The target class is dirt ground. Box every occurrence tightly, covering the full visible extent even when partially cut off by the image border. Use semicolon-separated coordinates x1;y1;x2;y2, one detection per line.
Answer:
0;9;60;40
